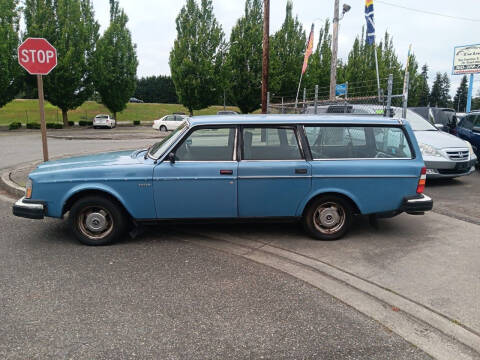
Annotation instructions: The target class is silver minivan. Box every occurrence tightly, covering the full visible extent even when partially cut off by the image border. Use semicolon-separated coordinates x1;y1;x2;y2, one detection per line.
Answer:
306;105;477;178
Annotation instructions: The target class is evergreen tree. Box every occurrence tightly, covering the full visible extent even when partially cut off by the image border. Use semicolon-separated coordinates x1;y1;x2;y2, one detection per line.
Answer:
135;75;178;104
0;0;21;108
24;0;99;125
429;73;443;107
93;0;138;119
453;75;468;112
405;54;422;107
417;64;430;106
226;0;263;113
269;1;305;97
440;72;451;107
169;0;225;115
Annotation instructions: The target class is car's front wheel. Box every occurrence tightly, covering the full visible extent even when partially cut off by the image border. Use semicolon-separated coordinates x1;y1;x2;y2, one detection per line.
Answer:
302;195;353;240
69;195;127;246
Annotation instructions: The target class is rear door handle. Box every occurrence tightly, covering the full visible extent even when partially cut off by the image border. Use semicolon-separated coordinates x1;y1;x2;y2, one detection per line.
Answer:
220;169;233;175
295;168;308;174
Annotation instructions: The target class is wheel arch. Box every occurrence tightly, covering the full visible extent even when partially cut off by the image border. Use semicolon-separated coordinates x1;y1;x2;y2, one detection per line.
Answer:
298;191;362;217
62;186;132;218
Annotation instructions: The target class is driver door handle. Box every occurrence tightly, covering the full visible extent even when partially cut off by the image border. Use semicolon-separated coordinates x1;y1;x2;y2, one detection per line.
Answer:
220;170;233;175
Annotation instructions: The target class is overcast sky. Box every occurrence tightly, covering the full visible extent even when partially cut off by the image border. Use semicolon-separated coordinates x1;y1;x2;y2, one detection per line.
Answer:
92;0;480;96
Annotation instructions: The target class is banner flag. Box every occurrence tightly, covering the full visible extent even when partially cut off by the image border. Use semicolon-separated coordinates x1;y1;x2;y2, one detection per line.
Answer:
365;0;375;45
302;23;315;74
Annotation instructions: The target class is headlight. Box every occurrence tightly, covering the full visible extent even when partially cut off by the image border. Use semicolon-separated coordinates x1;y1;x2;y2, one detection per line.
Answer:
419;143;444;158
465;141;474;157
25;178;33;199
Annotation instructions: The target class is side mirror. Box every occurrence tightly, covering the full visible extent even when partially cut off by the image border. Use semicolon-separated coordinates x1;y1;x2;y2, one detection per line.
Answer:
473;126;480;133
168;152;176;163
434;123;445;131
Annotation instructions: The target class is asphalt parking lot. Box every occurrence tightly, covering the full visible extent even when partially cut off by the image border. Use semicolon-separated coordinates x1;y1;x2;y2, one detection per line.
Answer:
1;128;479;359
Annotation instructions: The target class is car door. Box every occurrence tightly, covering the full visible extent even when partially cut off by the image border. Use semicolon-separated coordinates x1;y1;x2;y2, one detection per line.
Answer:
164;115;175;130
471;115;480;153
457;115;474;142
237;126;311;217
153;126;238;219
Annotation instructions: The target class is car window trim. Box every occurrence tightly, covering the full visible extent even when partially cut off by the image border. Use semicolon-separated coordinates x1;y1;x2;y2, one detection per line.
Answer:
170;124;238;163
239;124;306;162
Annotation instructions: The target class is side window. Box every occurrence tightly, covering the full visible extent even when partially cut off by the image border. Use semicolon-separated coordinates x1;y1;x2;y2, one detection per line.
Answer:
305;126;412;159
373;127;412;158
166;115;175;121
462;116;474;130
175;127;235;161
473;115;480;127
243;127;302;160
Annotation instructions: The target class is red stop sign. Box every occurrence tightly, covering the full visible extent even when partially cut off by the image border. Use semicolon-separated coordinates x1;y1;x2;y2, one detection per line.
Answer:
18;38;57;75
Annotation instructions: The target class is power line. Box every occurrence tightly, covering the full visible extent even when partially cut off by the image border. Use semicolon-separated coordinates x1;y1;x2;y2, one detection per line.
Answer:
376;0;480;23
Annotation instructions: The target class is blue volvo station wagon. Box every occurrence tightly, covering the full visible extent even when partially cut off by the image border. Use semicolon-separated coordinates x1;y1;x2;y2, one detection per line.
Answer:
13;115;433;245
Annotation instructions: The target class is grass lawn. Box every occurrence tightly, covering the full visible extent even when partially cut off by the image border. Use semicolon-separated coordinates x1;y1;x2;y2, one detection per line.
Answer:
0;99;241;126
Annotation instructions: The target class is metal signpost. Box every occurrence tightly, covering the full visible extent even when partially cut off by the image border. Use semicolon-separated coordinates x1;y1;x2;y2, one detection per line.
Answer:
452;44;480;113
17;38;57;162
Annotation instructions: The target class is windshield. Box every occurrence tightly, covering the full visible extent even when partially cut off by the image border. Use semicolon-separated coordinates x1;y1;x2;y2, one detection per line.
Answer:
149;120;188;159
403;109;438;131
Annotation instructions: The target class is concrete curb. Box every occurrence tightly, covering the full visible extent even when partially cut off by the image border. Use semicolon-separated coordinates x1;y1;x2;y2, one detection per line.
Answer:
0;170;25;198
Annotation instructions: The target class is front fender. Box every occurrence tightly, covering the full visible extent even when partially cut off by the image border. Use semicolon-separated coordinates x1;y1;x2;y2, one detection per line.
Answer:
59;183;133;218
295;187;364;217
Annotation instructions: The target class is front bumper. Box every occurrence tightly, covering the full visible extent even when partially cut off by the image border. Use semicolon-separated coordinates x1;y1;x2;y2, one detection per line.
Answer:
424;156;477;178
12;197;45;219
399;194;433;215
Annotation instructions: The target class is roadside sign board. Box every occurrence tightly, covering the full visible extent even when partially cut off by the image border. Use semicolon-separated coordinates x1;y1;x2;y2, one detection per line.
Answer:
17;38;57;162
18;38;57;75
452;44;480;75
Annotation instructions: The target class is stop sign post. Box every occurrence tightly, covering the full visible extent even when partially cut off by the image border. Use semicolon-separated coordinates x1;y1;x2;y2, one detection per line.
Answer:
18;38;57;162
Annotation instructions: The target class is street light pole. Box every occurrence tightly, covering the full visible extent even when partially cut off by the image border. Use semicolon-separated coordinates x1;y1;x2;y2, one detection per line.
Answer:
261;0;270;114
329;0;340;100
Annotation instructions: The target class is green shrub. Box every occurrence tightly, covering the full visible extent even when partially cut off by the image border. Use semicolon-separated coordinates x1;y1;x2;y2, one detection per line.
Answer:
133;120;140;126
46;122;63;129
9;122;22;130
68;121;74;126
79;120;93;126
26;122;40;129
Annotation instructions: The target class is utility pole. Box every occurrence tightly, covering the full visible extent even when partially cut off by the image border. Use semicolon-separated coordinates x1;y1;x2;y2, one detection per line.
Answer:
261;0;270;114
329;0;340;100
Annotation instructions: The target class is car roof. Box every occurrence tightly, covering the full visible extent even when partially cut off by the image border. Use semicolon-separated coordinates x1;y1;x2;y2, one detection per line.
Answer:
188;114;403;126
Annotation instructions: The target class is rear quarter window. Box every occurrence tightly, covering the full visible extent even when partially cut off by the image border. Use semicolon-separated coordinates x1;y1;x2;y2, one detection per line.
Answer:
305;125;412;159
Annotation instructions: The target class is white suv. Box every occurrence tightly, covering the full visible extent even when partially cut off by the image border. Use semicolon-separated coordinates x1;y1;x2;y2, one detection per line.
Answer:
152;114;186;132
93;114;116;129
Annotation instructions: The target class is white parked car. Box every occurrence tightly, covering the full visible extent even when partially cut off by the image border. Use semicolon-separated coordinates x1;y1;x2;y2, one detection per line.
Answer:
152;114;186;132
93;114;116;129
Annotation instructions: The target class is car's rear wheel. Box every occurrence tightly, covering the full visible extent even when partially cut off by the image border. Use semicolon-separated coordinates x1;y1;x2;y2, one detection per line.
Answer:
69;195;127;246
160;125;167;132
302;195;353;240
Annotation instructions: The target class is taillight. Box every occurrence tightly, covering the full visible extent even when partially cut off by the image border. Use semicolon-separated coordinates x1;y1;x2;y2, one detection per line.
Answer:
417;167;427;194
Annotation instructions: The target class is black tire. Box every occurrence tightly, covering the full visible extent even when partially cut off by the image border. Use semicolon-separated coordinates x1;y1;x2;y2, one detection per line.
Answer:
160;125;167;132
302;195;353;241
69;195;127;246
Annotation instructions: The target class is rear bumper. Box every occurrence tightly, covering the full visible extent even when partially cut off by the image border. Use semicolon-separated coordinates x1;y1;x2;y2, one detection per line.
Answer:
12;197;45;219
399;194;433;215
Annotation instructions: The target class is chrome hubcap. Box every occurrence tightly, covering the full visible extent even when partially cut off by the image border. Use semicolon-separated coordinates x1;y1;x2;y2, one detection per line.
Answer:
313;202;345;234
77;206;114;240
85;211;108;233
